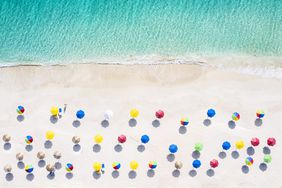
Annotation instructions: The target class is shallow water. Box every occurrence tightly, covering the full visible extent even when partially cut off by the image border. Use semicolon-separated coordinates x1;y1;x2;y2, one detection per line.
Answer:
0;0;281;64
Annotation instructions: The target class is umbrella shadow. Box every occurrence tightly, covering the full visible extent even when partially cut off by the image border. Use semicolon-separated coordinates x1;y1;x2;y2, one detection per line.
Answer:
55;162;62;170
72;120;81;128
203;119;211;127
65;172;73;179
93;144;101;153
166;154;175;162
147;169;155;177
206;169;215;177
241;165;249;174
192;151;201;159
92;171;101;179
5;173;14;181
189;169;197;177
17;161;25;169
47;172;55;180
38;160;46;167
44;140;53;149
152;119;160;128
112;170;119;179
137;144;145;152
218;151;227;159
128;171;137;179
101;120;109;128
228;120;236;129
172;169;180;177
73;144;81;152
114;144;123;152
231;150;239;159
263;146;271;154
50;115;58;124
255;118;263;127
26;173;35;181
247;146;255;156
25;145;33;152
178;126;187;134
259;163;268;171
17;115;24;122
128;118;137;127
4;143;11;150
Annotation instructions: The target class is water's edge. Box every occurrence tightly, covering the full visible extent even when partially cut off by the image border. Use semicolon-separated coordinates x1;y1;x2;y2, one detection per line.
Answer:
1;55;281;79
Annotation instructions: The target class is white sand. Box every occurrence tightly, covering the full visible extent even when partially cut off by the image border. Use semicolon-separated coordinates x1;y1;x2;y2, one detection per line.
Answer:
0;64;281;188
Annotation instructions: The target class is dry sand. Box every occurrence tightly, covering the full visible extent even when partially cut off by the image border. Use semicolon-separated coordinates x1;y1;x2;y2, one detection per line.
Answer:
0;64;281;188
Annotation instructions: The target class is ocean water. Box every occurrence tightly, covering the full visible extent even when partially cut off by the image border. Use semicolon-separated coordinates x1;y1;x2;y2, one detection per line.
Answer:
0;0;281;66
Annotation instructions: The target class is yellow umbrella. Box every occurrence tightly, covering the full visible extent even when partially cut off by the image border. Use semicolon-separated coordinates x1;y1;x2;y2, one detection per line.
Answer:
130;109;139;118
94;134;103;144
130;160;139;170
50;106;59;116
93;162;102;172
235;140;245;149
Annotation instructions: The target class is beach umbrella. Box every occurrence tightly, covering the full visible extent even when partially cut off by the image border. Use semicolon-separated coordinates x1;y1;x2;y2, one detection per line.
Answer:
53;151;62;160
46;164;55;172
256;110;265;119
76;110;85;119
118;134;126;144
180;117;189;126
25;135;33;144
148;161;157;169
25;165;34;173
169;144;178;153
37;152;45;160
72;136;80;144
222;141;231;150
232;112;240;121
2;134;11;142
46;130;55;140
50;106;59;116
65;163;73;172
4;165;12;173
267;137;276;146
210;159;219;168
16;153;24;161
93;162;102;172
130;109;139;118
207;109;216;118
17;106;25;115
104;110;113;120
112;162;121;170
194;143;203;152
192;160;201;168
174;161;183;169
94;134;103;144
155;110;164;119
245;157;254;166
235;140;245;150
141;135;150;144
251;137;260;147
263;155;272;163
130;160;139;170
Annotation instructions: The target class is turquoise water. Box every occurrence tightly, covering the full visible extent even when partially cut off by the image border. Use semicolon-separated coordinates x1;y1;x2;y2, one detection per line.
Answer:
0;0;281;64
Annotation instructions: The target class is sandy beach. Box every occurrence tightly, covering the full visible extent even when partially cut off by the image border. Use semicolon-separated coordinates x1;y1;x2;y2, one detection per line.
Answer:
0;64;281;188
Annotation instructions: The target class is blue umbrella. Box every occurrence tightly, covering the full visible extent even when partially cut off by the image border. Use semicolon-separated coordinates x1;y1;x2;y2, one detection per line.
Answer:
222;141;231;150
169;144;178;153
141;135;150;144
76;110;85;119
207;109;216;118
192;159;201;168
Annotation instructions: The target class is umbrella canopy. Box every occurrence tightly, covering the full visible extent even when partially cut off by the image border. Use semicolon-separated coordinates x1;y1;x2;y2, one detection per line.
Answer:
76;110;85;119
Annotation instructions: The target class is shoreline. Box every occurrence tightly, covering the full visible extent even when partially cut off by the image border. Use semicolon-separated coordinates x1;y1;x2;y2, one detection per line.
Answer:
0;55;281;79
